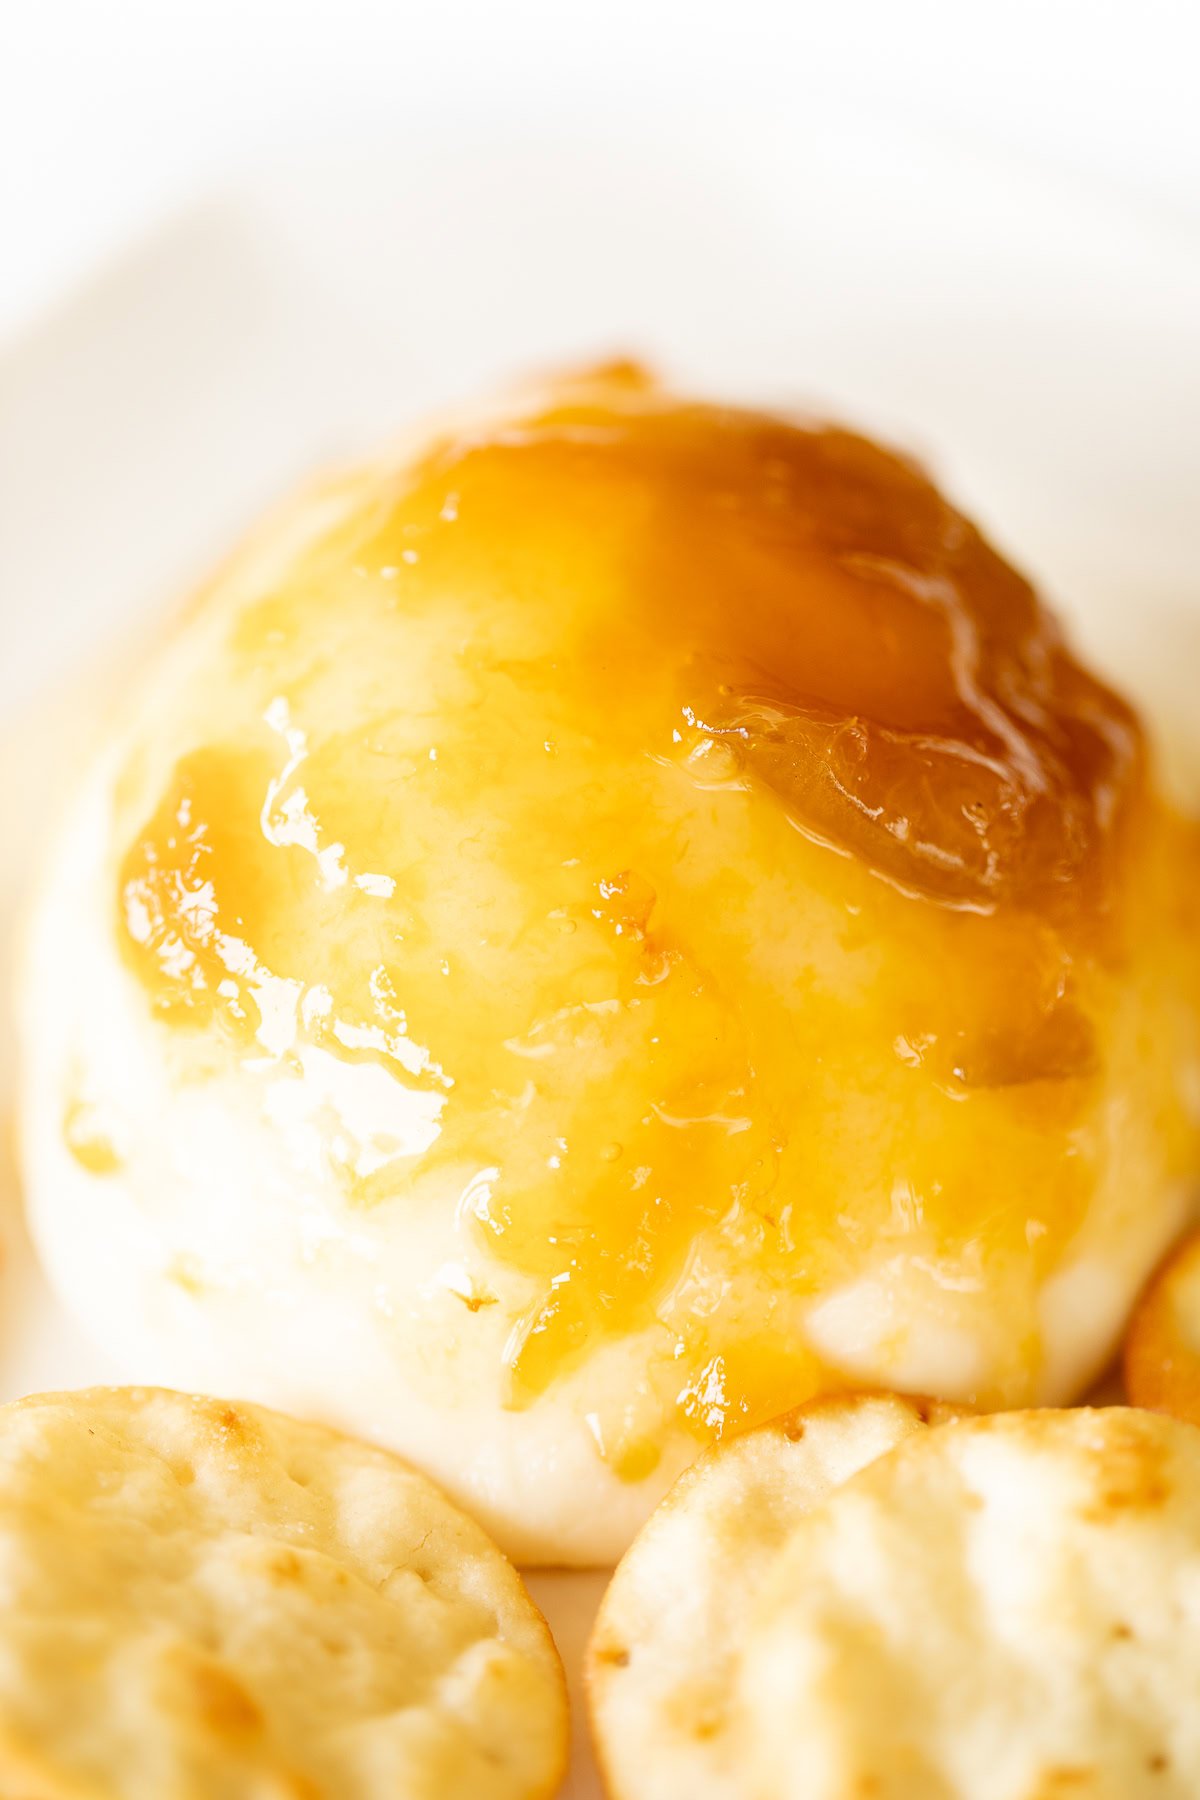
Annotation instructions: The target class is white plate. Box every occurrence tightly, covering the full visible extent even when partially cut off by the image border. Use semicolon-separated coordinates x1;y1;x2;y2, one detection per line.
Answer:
2;115;1199;1798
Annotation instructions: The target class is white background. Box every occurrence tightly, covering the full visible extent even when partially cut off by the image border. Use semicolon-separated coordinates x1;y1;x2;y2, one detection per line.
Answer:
2;0;1199;338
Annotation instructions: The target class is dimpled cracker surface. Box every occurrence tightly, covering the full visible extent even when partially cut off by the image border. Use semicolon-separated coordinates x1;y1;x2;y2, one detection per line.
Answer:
0;1387;567;1800
588;1393;961;1800
741;1408;1200;1799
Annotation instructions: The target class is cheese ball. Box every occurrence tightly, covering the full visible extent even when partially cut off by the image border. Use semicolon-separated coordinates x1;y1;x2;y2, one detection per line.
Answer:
19;363;1200;1563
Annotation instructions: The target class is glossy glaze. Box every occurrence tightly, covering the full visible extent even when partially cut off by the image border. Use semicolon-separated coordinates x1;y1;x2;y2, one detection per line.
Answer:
112;366;1199;1464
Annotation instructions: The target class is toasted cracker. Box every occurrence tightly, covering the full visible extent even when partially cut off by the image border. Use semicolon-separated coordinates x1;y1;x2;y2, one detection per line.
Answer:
744;1407;1200;1798
0;1387;566;1799
1124;1228;1200;1427
587;1392;958;1798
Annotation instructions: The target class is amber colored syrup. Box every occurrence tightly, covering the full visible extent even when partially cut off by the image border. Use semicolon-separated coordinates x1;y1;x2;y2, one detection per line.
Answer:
115;367;1197;1466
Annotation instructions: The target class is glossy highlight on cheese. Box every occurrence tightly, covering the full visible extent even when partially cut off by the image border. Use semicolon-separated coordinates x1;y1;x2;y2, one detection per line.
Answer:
21;365;1200;1557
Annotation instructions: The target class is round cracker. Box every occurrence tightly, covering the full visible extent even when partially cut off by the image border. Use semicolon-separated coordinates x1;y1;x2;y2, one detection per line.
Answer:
587;1392;959;1798
1124;1228;1200;1426
743;1407;1200;1799
0;1387;567;1800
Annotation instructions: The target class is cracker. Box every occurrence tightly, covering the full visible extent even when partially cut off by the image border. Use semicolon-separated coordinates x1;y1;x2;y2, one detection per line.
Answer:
0;1387;567;1799
744;1408;1200;1798
587;1392;957;1798
1124;1228;1200;1427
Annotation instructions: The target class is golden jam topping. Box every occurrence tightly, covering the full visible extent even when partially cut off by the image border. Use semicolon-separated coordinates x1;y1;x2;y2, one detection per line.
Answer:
116;367;1186;1457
